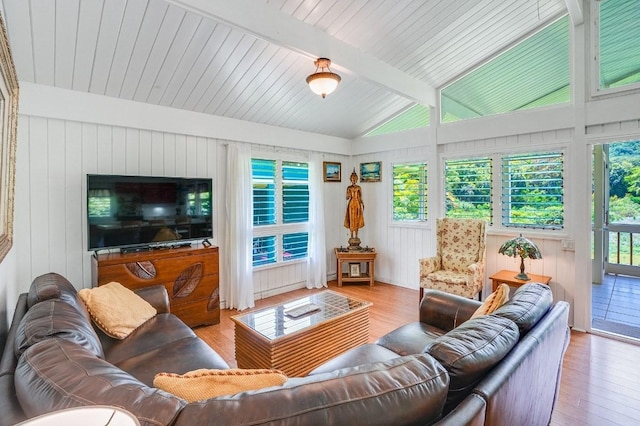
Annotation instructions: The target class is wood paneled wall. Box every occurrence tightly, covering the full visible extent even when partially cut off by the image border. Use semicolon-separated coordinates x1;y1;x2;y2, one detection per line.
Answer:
352;128;576;321
14;115;348;303
13;102;640;327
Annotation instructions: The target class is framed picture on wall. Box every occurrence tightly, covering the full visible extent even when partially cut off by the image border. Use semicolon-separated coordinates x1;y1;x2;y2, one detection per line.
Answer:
360;161;381;182
0;14;19;263
323;161;342;182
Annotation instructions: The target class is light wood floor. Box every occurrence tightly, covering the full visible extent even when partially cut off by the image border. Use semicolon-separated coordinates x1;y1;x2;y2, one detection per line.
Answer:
194;281;640;426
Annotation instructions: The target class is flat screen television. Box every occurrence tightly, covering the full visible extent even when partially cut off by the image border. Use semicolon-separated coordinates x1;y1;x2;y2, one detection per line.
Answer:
87;174;213;251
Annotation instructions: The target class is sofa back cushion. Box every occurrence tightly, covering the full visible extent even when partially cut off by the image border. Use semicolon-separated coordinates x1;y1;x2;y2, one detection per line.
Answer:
28;273;92;323
423;315;519;414
14;299;104;359
15;338;185;424
173;354;448;426
492;282;553;335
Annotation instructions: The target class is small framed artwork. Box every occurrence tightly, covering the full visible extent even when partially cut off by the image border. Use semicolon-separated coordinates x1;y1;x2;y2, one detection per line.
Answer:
349;263;361;277
323;161;341;182
360;161;381;182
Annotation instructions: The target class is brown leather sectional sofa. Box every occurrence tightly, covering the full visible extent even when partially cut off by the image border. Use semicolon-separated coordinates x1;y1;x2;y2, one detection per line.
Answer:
0;273;569;425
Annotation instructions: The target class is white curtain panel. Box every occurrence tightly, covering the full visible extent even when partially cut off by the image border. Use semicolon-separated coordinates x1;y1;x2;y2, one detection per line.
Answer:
223;144;255;310
306;154;327;289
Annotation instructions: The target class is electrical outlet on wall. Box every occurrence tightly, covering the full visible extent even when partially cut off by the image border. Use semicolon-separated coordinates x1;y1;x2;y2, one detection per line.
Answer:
561;239;575;251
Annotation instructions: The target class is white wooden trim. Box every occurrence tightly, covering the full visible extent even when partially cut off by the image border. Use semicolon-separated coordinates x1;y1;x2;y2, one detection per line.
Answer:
18;82;352;155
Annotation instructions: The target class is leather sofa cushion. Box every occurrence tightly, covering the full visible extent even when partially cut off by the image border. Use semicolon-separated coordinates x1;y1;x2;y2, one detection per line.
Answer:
424;315;519;414
308;343;400;375
493;282;553;335
15;338;185;425
100;313;199;364
376;321;444;356
174;354;449;426
115;333;230;386
14;299;104;359
27;273;92;322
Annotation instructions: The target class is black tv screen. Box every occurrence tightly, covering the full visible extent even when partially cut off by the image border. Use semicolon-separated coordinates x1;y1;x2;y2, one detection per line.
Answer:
87;174;213;251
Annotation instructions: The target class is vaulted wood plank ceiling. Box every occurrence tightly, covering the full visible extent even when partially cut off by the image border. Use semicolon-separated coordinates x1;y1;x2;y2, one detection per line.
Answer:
1;0;570;139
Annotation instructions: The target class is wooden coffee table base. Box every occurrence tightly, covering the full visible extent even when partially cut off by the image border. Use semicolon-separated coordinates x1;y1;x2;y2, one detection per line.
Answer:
234;305;370;377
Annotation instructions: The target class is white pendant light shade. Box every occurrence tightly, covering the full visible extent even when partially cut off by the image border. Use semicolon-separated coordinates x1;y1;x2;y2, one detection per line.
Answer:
306;58;341;98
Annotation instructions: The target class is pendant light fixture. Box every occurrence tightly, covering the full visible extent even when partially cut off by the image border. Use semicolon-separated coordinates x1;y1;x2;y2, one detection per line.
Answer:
306;58;341;98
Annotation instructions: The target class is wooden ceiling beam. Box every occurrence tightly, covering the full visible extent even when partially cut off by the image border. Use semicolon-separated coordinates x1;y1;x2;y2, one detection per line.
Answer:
166;0;436;106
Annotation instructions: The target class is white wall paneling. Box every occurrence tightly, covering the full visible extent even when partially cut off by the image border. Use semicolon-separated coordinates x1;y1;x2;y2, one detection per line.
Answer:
352;125;576;320
14;114;349;306
19;83;352;155
13;90;640;329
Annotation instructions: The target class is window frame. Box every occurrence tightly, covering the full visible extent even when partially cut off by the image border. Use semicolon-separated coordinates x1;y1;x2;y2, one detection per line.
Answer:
443;156;493;223
391;161;428;224
440;148;566;232
251;156;309;269
500;151;565;230
591;0;640;98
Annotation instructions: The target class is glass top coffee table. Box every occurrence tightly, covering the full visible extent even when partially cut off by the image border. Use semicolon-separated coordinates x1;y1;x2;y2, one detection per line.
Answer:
231;290;372;377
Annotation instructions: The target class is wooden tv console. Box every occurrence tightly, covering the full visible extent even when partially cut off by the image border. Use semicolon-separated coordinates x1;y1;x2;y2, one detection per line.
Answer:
91;245;220;327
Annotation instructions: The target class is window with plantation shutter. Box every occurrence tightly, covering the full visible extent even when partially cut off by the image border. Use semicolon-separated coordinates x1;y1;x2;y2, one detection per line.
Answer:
251;158;309;267
282;162;309;224
445;157;492;222
501;152;564;229
283;232;308;261
252;159;276;226
392;162;427;222
252;236;276;267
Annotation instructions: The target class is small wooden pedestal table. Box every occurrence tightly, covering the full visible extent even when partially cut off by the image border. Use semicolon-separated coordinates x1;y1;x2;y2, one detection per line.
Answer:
489;269;552;292
335;248;377;287
231;290;371;377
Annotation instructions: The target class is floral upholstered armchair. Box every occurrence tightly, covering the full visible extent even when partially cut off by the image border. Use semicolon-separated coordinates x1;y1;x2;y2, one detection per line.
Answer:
419;218;487;300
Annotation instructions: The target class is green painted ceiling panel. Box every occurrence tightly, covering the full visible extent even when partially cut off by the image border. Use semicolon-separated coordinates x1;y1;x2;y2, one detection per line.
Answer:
365;104;430;137
441;15;570;123
600;0;640;89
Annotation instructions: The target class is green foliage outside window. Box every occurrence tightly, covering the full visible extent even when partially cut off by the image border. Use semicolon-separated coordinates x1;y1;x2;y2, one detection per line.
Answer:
393;162;427;221
501;152;564;229
445;158;492;222
608;141;640;223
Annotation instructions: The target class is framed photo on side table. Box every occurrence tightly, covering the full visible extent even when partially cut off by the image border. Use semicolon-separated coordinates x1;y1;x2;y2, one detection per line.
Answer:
360;161;381;182
323;161;341;182
349;263;361;277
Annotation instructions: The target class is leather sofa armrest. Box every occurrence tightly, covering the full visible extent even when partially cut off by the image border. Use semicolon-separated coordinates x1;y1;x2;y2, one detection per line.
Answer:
419;290;482;331
134;285;170;314
0;293;29;425
434;393;486;426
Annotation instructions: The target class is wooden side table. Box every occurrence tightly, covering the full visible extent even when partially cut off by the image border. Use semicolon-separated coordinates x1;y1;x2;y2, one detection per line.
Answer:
489;269;552;292
335;248;376;287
